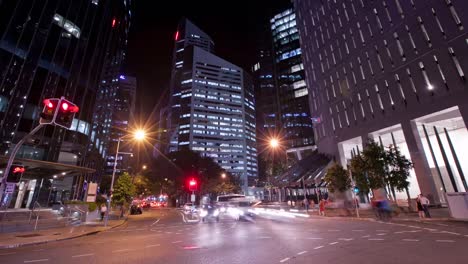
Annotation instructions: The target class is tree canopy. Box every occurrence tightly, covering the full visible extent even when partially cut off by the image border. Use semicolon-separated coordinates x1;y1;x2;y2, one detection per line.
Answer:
324;163;351;193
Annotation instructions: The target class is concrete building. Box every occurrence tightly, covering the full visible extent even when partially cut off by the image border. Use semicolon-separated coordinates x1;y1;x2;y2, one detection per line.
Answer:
295;0;468;204
164;19;258;192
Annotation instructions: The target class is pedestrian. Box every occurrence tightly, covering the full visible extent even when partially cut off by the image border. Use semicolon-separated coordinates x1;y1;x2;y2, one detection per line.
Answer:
120;204;126;218
100;203;107;221
416;195;425;219
319;198;327;216
303;197;310;212
419;194;431;218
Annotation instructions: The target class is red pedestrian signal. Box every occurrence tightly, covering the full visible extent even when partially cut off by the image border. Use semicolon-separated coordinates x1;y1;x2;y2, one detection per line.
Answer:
55;98;79;129
39;98;60;124
7;165;25;183
188;178;197;192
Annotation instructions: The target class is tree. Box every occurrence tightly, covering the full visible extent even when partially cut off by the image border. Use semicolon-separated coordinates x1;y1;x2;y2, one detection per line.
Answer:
361;140;387;191
324;163;352;193
112;172;135;206
386;145;413;205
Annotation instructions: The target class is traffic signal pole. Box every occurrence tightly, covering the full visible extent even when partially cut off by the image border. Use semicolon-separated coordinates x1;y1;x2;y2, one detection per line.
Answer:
0;124;44;207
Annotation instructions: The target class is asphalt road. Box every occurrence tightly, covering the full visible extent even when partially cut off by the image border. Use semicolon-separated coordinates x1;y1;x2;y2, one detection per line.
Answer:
0;208;467;264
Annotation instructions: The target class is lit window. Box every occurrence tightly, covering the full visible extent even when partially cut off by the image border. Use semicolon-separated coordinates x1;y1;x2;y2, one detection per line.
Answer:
448;47;465;79
53;14;81;38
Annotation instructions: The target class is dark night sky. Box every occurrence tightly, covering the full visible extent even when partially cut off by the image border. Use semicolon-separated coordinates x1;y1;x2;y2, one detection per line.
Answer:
124;0;291;126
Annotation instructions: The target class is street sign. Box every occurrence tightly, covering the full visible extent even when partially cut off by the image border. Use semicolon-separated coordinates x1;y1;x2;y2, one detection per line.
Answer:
5;183;16;194
191;194;196;202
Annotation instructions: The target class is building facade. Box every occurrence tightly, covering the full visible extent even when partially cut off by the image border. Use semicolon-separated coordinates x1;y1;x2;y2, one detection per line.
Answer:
270;7;316;162
295;0;468;204
0;0;131;207
104;75;137;175
165;19;258;192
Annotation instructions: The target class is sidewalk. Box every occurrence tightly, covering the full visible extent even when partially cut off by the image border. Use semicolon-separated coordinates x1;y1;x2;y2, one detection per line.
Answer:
0;215;126;249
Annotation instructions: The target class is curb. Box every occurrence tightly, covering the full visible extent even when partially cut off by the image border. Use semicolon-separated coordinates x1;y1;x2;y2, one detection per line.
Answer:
0;219;127;249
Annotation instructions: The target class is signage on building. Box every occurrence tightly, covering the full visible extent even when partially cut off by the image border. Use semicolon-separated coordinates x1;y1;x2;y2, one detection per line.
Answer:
5;183;16;194
311;117;322;124
86;183;98;202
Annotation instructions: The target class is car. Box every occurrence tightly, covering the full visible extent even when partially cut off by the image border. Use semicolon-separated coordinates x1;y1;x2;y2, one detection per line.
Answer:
183;203;194;211
130;204;143;215
226;200;257;221
199;204;220;222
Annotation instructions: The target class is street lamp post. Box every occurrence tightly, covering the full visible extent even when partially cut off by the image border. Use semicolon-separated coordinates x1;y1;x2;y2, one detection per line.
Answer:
104;129;145;227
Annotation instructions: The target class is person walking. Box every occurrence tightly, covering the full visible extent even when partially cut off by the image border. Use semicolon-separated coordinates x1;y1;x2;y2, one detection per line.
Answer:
100;203;107;221
419;194;431;218
319;199;327;216
303;197;310;213
416;195;425;219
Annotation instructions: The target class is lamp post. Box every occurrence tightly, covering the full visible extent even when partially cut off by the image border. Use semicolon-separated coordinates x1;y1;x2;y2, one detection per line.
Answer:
267;137;281;202
104;129;145;227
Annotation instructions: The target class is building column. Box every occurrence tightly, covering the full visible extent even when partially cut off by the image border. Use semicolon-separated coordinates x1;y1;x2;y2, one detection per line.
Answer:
401;120;441;204
458;103;468;130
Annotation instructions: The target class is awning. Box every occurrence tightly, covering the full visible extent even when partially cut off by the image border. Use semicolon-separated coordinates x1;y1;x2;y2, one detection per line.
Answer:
0;156;95;179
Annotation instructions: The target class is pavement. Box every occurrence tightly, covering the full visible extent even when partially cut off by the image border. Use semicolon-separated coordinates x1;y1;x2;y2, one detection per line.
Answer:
0;212;127;249
0;207;466;263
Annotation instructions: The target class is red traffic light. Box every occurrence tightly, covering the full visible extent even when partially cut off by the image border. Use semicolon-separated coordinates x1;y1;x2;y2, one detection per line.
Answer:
12;166;25;174
44;99;55;109
60;101;79;113
189;179;197;186
188;178;197;191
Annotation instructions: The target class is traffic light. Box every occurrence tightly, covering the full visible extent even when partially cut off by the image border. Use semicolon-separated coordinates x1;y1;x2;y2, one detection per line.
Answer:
7;165;25;183
54;98;79;129
39;98;60;124
188;178;197;192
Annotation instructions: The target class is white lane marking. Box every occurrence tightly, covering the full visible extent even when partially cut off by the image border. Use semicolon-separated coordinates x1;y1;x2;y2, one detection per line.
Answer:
361;235;371;238
436;223;449;227
407;225;422;229
329;242;339;245
172;241;182;244
424;228;438;232
33;249;45;252
150;219;160;226
307;237;323;240
402;239;419;242
297;251;307;255
72;253;95;258
135;228;145;231
175;233;182;235
112;249;133;253
145;244;160;248
328;229;340;232
376;230;388;232
436;240;455;243
376;233;387;236
165;232;173;234
368;238;384;241
24;259;49;263
314;246;324;250
0;252;16;256
279;257;290;263
338;238;354;241
442;231;461;236
352;230;364;232
465;235;468;237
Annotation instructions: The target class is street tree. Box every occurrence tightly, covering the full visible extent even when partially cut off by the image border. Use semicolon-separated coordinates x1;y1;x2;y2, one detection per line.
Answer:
386;145;413;206
112;172;136;206
324;163;351;193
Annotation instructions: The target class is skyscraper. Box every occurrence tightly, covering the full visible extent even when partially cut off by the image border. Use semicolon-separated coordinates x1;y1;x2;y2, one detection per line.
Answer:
105;75;137;175
0;0;132;206
164;19;258;192
295;0;468;203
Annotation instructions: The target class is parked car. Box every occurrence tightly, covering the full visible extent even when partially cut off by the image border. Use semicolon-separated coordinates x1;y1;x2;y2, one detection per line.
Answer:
130;204;143;215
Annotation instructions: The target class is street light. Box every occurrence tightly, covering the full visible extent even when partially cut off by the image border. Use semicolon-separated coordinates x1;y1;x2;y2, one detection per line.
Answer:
221;173;226;179
270;138;279;148
142;165;147;170
105;129;146;227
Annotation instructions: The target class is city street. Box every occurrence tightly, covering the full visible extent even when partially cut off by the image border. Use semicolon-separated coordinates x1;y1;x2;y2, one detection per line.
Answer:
0;209;467;264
